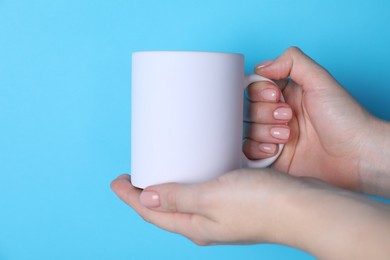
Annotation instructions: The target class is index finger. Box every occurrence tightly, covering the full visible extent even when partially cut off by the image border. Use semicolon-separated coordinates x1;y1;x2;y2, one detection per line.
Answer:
255;47;338;92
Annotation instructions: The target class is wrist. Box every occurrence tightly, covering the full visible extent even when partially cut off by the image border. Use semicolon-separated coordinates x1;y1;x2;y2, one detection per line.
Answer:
260;176;335;247
264;177;333;249
271;177;390;258
358;118;390;197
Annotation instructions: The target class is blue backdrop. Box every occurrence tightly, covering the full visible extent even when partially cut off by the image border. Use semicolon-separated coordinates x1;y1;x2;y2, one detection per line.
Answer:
1;1;389;259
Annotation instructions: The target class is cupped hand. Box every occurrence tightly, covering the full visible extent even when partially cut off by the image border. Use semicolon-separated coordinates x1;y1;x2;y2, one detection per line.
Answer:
111;171;390;258
110;171;308;246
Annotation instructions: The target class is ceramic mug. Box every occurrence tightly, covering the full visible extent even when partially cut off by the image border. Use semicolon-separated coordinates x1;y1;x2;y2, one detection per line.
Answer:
131;51;284;189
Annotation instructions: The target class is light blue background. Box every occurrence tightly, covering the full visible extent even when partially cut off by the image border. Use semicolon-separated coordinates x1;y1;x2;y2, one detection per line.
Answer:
1;0;389;259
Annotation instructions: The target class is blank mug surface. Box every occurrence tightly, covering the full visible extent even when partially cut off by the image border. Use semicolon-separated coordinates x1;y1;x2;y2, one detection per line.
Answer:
131;51;245;189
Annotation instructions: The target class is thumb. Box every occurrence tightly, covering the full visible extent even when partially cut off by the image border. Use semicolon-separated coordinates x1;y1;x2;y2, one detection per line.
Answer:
139;183;203;214
255;47;339;92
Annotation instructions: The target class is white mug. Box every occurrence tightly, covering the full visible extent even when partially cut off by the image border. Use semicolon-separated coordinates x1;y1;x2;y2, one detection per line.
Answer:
131;51;284;189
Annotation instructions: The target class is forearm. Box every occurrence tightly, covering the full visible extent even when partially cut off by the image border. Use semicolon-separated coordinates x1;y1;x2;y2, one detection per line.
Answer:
359;119;390;197
272;178;390;259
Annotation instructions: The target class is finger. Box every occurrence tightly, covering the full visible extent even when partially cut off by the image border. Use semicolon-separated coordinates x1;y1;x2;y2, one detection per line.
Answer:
245;123;291;143
247;102;293;124
256;61;289;90
247;81;281;103
140;183;206;215
110;174;143;208
255;47;339;91
243;139;278;160
110;175;211;244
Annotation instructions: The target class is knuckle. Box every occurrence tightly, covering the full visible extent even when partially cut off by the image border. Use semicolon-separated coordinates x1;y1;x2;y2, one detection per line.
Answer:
248;124;262;141
250;103;262;121
248;141;260;159
287;46;303;55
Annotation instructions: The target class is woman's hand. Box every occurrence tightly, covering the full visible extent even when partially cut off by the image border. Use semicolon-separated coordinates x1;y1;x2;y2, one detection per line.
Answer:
111;170;294;245
244;47;390;197
111;171;390;259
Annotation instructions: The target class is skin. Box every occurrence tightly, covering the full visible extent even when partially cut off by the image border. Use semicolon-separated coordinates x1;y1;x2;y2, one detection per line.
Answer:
243;47;390;197
111;172;390;259
111;47;390;258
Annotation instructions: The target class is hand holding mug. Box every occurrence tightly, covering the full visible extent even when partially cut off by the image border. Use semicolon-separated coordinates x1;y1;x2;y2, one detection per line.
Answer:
247;47;390;197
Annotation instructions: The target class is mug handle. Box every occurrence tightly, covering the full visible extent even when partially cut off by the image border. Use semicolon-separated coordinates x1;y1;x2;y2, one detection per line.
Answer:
241;74;285;168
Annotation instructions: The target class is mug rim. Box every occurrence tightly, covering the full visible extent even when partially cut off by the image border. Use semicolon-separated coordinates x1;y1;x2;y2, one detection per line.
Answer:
132;50;243;57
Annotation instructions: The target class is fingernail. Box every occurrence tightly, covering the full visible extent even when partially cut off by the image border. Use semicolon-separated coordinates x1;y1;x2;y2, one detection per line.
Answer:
256;64;268;70
259;143;277;154
256;60;273;70
271;127;290;140
140;191;160;208
260;89;277;102
273;107;292;120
